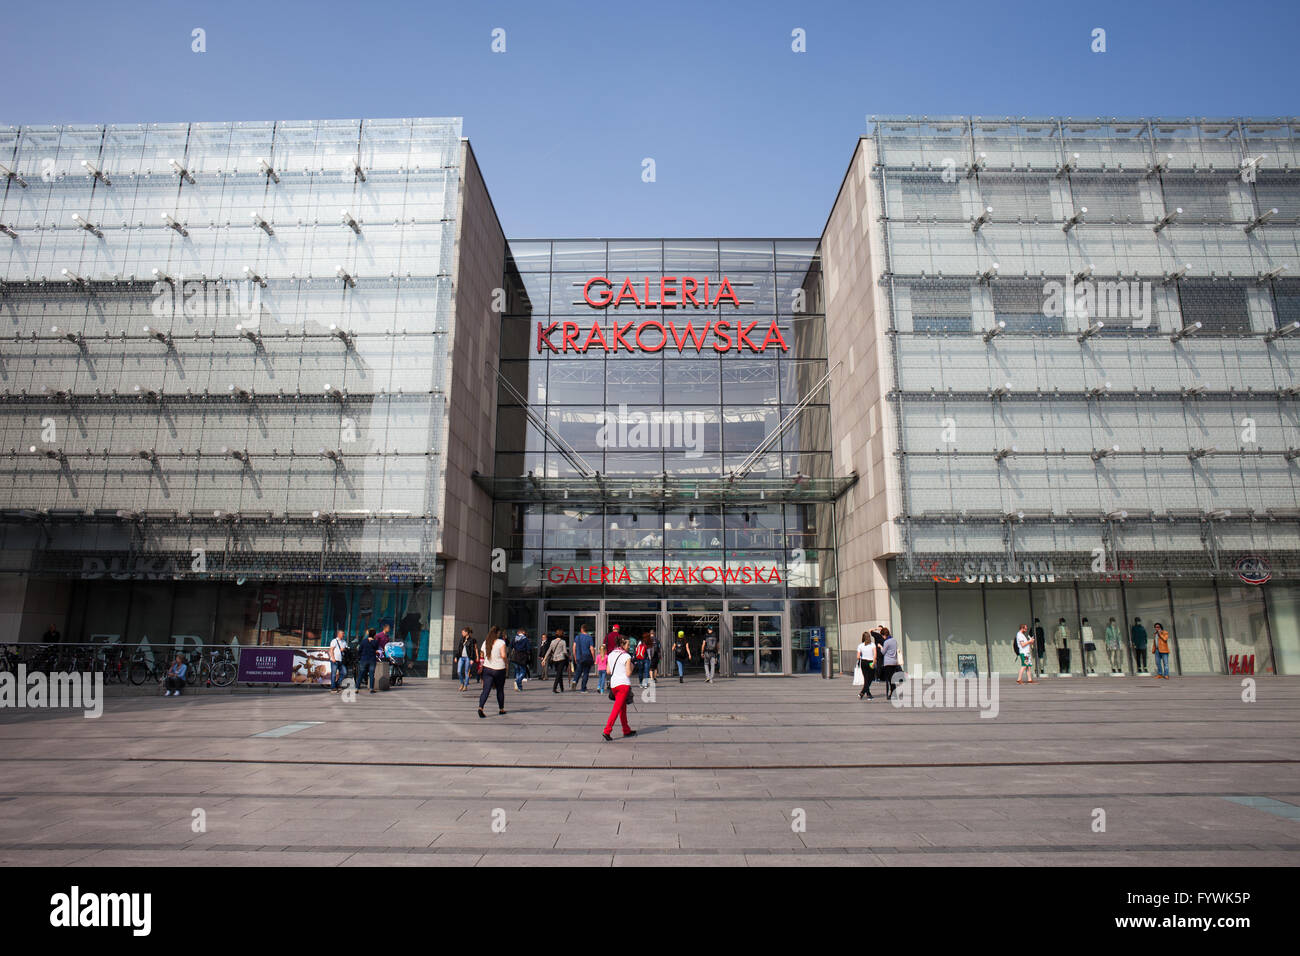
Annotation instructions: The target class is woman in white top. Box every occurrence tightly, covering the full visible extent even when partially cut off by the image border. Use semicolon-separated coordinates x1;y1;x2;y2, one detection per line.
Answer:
602;635;637;740
856;631;876;700
478;625;509;718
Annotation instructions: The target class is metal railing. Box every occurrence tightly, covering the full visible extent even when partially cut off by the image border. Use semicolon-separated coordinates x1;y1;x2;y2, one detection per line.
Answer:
0;642;240;687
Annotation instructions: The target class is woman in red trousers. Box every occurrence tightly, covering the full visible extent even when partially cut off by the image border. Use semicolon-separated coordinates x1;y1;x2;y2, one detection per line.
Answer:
602;635;637;741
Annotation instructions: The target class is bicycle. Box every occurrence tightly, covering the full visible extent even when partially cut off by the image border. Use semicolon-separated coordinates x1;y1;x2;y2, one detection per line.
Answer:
193;647;237;688
97;645;129;684
128;650;165;686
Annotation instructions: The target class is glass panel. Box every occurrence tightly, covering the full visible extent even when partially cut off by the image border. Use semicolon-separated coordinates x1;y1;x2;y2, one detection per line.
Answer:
215;582;261;645
125;583;174;651
1078;586;1128;675
899;585;939;674
757;613;783;675
1217;585;1271;675
984;584;1032;676
937;586;986;676
731;614;755;675
1123;585;1171;675
1032;583;1081;675
1266;584;1300;675
1170;584;1225;674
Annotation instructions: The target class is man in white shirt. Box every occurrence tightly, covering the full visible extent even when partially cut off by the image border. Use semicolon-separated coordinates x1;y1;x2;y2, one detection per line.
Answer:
1015;624;1036;684
328;629;348;693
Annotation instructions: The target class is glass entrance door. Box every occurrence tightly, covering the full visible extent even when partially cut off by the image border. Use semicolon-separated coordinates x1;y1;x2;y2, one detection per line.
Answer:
730;613;785;675
670;609;720;675
544;612;598;650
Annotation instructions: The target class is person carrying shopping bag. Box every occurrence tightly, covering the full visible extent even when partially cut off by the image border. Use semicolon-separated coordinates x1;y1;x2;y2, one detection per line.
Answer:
602;636;637;741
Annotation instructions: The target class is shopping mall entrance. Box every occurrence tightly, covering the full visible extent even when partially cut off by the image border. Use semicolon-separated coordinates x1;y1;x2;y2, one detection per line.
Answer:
535;599;801;676
730;611;785;675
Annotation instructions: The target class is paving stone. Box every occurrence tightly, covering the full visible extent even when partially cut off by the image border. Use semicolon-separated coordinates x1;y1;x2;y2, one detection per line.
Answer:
1;676;1297;866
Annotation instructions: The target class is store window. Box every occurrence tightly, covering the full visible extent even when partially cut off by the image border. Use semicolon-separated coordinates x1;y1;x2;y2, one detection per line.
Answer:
1170;584;1225;674
1218;585;1272;675
1266;585;1300;675
214;582;262;645
938;586;987;676
1123;585;1173;675
1030;584;1081;676
984;584;1032;676
899;585;939;675
1078;585;1127;675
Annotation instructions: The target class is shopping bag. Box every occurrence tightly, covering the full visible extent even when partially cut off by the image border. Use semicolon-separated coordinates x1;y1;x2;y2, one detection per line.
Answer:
852;665;864;687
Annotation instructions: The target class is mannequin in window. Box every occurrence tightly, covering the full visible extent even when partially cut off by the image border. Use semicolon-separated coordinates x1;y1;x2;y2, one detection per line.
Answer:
1080;617;1097;675
1104;617;1124;674
1033;618;1046;672
1054;617;1071;674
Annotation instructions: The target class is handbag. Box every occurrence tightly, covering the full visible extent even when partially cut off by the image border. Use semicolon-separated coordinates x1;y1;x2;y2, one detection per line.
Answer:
852;662;864;686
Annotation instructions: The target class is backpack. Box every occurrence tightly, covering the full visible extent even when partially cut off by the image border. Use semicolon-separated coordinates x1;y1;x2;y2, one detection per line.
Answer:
635;643;647;660
510;635;530;665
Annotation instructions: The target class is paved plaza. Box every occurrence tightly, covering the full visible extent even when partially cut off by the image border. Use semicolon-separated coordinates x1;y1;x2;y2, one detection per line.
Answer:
0;673;1297;867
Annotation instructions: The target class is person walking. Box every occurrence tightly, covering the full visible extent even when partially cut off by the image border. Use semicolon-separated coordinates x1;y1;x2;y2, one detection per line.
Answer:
1104;617;1123;674
604;623;621;656
572;624;596;692
1152;623;1172;679
163;654;187;697
702;626;720;683
601;635;637;741
855;631;876;700
1015;624;1036;684
510;628;532;691
477;626;509;718
646;629;661;685
539;630;554;683
1131;617;1149;674
634;632;650;688
595;643;609;696
356;628;380;694
672;630;692;683
328;629;348;692
543;630;569;692
881;629;901;699
456;627;477;691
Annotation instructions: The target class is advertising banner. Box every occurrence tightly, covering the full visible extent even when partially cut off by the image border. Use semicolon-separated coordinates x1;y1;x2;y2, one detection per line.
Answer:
235;647;332;685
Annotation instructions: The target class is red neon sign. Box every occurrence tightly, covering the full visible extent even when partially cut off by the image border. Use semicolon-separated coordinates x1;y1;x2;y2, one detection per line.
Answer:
536;318;789;354
583;275;741;310
534;275;789;355
545;564;783;585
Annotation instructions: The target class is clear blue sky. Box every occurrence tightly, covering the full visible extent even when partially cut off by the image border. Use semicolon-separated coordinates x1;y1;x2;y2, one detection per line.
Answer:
3;0;1296;238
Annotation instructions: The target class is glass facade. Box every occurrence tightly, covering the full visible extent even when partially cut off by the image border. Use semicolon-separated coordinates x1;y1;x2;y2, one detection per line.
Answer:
487;239;841;674
0;118;465;670
867;117;1300;676
897;575;1291;676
